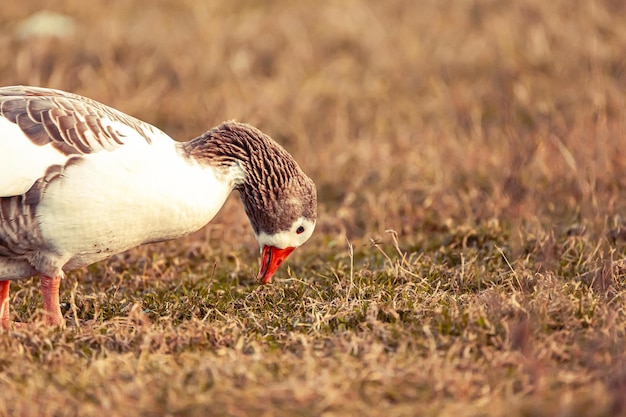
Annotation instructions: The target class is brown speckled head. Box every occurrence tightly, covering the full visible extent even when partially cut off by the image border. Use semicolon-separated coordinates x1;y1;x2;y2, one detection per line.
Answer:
183;122;317;282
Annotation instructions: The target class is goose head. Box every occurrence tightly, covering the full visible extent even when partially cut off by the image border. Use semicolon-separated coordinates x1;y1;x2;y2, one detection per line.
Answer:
236;137;317;284
186;122;317;284
246;173;317;284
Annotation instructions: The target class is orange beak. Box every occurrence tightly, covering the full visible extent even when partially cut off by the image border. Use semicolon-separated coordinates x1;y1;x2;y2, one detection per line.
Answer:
257;246;295;284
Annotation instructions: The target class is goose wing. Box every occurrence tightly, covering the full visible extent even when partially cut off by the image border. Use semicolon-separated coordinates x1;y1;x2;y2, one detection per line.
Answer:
0;86;169;197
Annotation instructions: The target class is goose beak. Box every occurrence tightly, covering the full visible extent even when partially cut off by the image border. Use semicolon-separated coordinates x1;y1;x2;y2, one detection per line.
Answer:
257;246;295;284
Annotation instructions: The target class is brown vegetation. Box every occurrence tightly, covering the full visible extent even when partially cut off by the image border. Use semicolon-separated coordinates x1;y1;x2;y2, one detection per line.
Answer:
1;0;626;415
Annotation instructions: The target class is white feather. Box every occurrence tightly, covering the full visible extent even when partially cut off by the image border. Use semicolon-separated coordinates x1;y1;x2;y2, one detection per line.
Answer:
37;138;243;271
0;117;68;196
255;218;316;250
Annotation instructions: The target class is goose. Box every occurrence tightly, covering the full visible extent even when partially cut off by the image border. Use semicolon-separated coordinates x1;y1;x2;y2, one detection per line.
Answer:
0;86;317;327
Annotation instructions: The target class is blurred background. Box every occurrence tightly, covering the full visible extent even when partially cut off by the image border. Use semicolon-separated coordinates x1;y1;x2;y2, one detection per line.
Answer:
3;3;626;414
2;0;626;252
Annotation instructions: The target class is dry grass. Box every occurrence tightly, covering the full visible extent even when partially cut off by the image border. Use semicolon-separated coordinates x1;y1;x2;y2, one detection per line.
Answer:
1;0;626;415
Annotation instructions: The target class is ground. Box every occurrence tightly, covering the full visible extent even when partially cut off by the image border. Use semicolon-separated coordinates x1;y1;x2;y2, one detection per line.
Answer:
1;0;626;416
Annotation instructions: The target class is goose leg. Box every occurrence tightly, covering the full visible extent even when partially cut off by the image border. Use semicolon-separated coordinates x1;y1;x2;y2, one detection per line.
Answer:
0;281;10;329
40;276;64;326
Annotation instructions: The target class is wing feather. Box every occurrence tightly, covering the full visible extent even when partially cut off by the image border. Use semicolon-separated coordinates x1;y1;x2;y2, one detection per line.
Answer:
0;86;167;154
0;86;172;197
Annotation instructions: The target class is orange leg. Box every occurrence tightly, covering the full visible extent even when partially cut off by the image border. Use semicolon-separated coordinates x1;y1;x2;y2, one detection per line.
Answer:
0;281;10;329
40;276;64;326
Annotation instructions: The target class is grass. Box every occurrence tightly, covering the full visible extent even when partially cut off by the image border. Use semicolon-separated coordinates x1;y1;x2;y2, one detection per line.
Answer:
2;0;626;415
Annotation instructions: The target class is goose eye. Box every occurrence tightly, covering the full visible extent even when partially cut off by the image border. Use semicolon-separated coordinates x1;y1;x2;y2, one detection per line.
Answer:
296;226;305;234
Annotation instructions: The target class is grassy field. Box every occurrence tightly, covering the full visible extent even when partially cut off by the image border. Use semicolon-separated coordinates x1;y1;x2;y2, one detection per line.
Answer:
1;0;626;415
